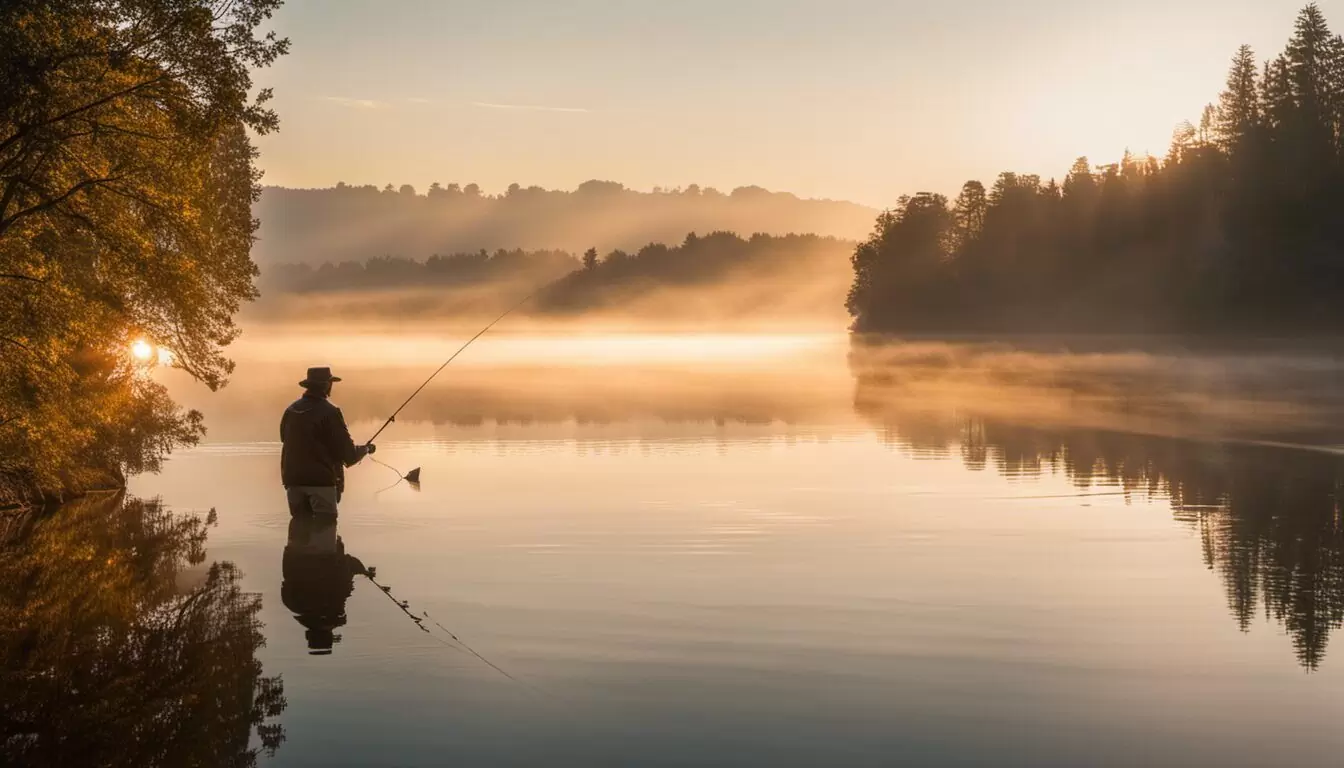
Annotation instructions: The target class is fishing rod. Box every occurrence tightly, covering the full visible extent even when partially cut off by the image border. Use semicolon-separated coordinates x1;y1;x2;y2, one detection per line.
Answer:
363;287;541;480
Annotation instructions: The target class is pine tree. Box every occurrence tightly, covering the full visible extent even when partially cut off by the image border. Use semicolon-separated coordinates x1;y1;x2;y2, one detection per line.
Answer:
1217;44;1261;151
1288;6;1333;104
1062;157;1097;199
952;181;988;245
1325;32;1344;153
1198;104;1218;145
1261;56;1296;134
1285;3;1338;157
1167;121;1198;164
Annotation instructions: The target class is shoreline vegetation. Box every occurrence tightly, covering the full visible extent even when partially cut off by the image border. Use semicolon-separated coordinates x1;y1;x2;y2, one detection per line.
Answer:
6;3;1344;509
0;1;288;507
846;6;1344;336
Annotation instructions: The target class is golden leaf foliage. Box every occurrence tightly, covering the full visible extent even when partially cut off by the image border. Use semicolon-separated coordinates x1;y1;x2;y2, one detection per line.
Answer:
0;1;287;497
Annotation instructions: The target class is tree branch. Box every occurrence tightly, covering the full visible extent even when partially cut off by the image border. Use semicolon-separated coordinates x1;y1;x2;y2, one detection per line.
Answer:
0;171;21;223
0;174;126;239
0;74;171;157
0;273;46;284
101;181;167;212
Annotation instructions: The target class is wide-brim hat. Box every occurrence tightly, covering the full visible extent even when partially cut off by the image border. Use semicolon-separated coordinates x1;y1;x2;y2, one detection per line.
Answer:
300;366;342;387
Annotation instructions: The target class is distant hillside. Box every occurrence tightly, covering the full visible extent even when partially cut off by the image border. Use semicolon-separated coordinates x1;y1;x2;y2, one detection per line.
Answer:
251;232;855;326
253;180;877;266
536;232;852;316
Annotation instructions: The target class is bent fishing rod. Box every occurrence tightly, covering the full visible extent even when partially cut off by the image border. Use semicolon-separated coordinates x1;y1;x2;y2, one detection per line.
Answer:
364;287;541;450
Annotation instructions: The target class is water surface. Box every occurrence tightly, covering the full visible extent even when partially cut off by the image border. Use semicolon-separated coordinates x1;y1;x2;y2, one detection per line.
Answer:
8;333;1344;766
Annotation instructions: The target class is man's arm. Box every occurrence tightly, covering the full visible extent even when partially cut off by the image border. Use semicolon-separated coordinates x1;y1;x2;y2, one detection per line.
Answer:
280;408;288;442
327;406;369;467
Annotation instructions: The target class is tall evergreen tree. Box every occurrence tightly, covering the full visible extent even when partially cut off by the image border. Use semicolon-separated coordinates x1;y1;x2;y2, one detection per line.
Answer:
1217;45;1262;151
1262;56;1297;133
952;181;988;246
1062;157;1097;200
1286;5;1337;134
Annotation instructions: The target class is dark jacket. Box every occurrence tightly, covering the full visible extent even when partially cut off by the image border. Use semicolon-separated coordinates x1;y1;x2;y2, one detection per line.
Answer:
280;392;368;491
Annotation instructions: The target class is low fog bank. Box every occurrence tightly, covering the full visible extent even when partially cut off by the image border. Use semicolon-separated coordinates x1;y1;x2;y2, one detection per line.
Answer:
249;232;855;330
850;337;1344;449
157;333;1344;450
156;332;855;442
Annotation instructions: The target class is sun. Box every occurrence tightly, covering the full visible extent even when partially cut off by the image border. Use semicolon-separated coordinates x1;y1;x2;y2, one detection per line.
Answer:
131;339;155;362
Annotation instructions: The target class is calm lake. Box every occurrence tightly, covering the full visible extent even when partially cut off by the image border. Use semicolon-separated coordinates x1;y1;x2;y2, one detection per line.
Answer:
10;332;1344;766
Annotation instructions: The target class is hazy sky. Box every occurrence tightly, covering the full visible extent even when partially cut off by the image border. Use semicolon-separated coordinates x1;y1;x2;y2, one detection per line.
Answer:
254;0;1338;206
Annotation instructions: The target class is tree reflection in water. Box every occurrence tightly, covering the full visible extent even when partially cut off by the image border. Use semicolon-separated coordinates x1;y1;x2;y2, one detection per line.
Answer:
0;494;285;766
852;340;1344;670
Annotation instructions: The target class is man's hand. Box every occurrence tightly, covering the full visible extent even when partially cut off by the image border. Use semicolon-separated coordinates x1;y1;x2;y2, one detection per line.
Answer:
366;443;377;455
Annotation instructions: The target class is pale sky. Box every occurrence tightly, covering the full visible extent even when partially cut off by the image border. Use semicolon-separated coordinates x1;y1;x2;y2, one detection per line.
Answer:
254;0;1337;206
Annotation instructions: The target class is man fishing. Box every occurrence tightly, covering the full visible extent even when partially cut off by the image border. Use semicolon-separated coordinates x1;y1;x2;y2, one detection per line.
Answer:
281;366;376;516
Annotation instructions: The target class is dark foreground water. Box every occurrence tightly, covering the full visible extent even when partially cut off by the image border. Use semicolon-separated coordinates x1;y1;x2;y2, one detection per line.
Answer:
6;334;1344;767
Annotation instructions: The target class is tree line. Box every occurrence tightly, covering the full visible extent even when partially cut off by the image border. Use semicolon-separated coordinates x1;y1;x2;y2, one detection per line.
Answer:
262;248;579;293
258;232;853;316
848;4;1344;336
254;181;875;267
537;232;850;313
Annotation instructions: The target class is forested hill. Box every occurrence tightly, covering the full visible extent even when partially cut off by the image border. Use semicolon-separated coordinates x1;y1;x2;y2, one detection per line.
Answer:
253;181;876;266
847;4;1344;337
254;232;856;324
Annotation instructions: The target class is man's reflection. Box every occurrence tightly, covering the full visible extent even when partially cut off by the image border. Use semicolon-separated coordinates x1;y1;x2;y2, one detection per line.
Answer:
281;514;369;655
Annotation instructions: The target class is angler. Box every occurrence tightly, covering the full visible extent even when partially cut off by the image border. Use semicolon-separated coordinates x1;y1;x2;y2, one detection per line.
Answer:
281;366;377;516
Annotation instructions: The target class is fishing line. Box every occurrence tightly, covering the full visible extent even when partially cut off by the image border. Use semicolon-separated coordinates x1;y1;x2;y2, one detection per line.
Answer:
352;288;553;696
364;571;523;684
370;455;404;483
416;611;522;684
363;571;464;654
370;454;421;494
364;288;542;449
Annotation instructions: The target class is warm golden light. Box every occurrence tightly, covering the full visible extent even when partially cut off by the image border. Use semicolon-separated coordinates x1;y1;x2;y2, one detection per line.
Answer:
131;339;154;362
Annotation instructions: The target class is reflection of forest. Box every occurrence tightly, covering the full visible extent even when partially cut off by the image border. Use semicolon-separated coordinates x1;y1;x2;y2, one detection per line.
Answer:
853;342;1344;670
0;495;285;766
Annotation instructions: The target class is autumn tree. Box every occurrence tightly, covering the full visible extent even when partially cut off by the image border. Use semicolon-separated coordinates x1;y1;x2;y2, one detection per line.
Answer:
0;1;287;499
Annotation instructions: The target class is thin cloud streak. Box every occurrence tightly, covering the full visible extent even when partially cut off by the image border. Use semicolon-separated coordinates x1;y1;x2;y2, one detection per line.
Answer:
472;101;589;114
321;96;386;110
